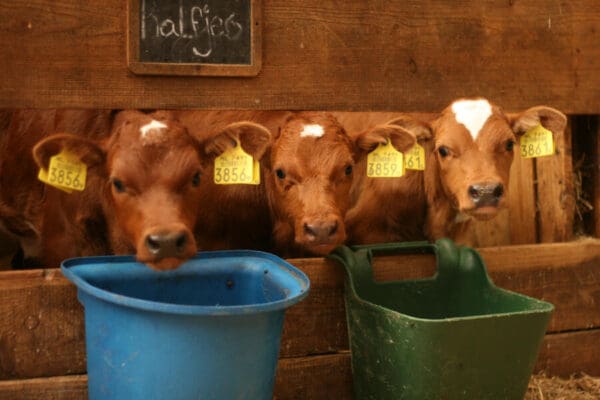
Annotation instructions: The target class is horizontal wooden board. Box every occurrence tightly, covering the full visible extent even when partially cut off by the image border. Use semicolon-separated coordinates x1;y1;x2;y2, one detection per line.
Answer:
1;326;599;400
0;1;599;112
536;329;600;377
0;375;88;400
0;240;599;380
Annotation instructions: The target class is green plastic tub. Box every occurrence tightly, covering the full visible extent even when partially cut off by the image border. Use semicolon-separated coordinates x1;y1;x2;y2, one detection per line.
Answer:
328;239;554;400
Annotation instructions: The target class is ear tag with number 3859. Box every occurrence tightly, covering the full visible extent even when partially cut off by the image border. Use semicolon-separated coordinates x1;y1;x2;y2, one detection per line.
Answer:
367;139;405;178
37;150;87;193
214;139;260;185
520;125;554;159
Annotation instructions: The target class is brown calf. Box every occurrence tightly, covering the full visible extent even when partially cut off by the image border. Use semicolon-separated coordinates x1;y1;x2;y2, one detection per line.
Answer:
174;110;286;252
178;111;416;257
1;109;254;270
268;112;415;256
338;98;567;245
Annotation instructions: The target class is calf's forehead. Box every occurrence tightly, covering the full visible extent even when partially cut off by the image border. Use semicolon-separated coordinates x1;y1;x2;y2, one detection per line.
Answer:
112;113;191;147
437;99;513;146
108;114;201;175
274;117;354;169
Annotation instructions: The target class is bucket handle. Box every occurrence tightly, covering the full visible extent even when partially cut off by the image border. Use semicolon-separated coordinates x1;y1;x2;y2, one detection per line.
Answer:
329;239;490;290
328;240;441;292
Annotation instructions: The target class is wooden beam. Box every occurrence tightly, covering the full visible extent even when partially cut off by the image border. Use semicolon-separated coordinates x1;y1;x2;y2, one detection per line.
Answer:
0;240;599;380
535;329;600;377
0;375;87;400
274;354;353;399
0;1;599;112
1;327;599;400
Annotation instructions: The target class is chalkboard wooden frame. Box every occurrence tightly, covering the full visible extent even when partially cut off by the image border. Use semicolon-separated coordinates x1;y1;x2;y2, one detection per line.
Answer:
127;0;261;76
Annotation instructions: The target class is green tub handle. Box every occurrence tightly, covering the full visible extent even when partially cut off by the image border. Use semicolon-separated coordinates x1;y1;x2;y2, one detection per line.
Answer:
329;238;493;291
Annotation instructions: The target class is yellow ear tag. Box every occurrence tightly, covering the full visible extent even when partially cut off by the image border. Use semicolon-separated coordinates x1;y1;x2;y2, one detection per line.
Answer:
214;140;260;185
404;143;425;171
37;150;87;192
367;139;405;178
520;124;554;158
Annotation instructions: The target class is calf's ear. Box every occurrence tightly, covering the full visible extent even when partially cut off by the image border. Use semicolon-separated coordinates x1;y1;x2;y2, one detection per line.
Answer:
202;121;272;161
385;115;433;142
510;106;567;137
33;133;106;170
355;123;418;154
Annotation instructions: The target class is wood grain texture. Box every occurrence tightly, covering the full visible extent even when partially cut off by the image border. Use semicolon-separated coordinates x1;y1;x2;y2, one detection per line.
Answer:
0;270;86;380
536;118;576;242
0;375;87;400
594;118;600;236
274;353;353;400
0;240;599;381
0;1;598;111
508;155;538;244
536;329;600;377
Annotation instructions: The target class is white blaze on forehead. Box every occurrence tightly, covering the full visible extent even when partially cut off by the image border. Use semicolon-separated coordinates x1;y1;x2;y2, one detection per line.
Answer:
451;99;492;140
139;119;170;145
300;124;325;138
140;120;168;138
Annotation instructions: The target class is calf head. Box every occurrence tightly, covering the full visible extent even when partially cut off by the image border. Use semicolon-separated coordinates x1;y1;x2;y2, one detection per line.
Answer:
419;98;566;237
33;110;208;270
267;113;354;255
267;112;416;256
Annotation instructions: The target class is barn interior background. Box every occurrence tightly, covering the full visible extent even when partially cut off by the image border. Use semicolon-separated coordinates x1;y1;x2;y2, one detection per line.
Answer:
0;1;599;398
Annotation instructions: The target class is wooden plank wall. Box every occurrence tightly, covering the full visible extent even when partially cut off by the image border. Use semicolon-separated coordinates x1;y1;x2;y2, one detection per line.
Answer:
0;1;599;112
0;240;599;399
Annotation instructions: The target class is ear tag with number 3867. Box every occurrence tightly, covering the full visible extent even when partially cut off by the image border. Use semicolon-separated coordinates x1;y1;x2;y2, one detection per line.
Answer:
214;139;260;185
38;150;87;193
520;125;554;159
367;139;405;178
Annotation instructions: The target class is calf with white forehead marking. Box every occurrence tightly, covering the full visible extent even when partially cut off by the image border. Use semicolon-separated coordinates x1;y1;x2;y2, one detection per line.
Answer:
268;112;416;256
268;113;355;256
338;98;566;245
139;119;168;144
28;110;215;270
427;98;565;242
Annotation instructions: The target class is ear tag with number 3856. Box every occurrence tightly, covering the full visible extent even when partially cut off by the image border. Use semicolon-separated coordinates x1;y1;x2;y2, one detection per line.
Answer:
38;150;87;193
520;125;554;159
214;139;260;185
367;139;405;178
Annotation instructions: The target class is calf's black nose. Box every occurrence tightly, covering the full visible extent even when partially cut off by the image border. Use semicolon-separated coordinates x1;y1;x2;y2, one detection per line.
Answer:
145;231;188;258
468;183;504;207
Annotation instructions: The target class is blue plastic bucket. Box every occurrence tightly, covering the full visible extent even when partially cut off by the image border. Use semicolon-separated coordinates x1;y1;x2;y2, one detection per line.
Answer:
61;250;310;400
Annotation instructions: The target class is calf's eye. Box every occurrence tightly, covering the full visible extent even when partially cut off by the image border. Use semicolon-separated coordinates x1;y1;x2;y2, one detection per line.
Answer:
112;178;126;193
438;146;450;158
344;165;353;176
192;172;201;187
505;140;515;152
276;169;286;179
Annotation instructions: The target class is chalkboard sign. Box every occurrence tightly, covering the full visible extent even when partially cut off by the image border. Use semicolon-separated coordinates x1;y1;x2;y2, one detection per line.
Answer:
127;0;261;76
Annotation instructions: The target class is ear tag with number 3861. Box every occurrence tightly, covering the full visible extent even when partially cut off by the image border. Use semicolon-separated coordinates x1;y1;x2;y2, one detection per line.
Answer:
214;139;260;185
520;125;554;159
404;143;425;171
38;150;87;193
367;139;405;178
